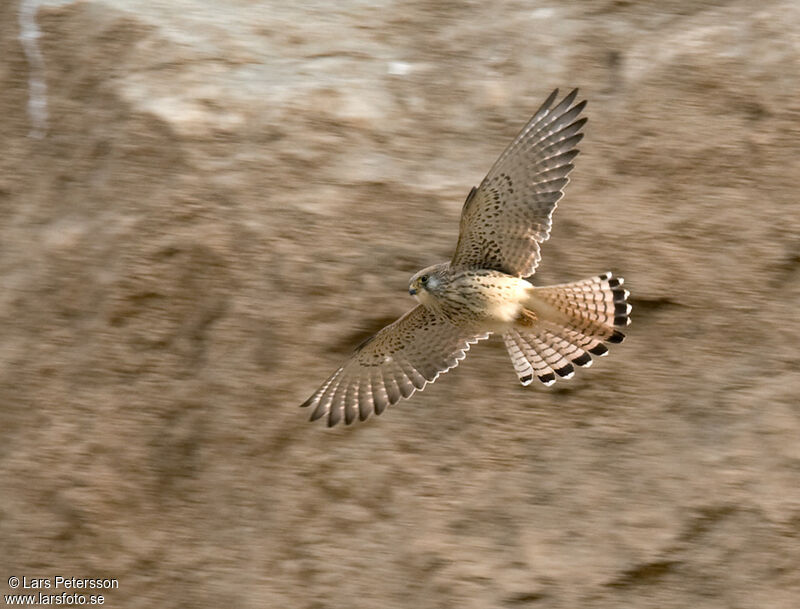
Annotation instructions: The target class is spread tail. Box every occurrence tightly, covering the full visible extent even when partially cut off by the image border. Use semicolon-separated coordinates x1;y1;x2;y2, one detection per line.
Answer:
503;272;631;386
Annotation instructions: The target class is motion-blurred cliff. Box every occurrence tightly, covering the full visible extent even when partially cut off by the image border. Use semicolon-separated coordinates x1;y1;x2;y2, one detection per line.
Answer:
1;1;799;607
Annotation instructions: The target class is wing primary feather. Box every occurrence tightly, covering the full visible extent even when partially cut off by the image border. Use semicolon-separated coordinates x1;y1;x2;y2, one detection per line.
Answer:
382;366;402;407
531;88;560;122
548;100;586;132
400;359;427;390
531;177;569;193
547;89;579;120
533;124;585;156
358;373;374;422
529;149;579;172
310;398;327;422
327;391;342;427
534;164;574;182
536;132;584;160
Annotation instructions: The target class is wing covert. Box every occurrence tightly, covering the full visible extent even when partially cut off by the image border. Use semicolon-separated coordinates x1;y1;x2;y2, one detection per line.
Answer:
301;305;488;426
451;88;587;277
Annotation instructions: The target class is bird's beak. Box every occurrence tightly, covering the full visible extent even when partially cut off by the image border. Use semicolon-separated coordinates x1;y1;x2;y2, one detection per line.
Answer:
409;287;417;296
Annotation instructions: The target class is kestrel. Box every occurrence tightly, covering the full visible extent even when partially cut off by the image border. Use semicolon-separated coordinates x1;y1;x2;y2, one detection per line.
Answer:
301;89;631;426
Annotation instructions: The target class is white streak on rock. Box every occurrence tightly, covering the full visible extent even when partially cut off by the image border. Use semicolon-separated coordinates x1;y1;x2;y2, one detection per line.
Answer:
18;0;48;138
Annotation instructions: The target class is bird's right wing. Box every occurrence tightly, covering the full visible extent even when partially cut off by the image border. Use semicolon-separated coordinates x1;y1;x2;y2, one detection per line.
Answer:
301;305;489;427
451;89;587;278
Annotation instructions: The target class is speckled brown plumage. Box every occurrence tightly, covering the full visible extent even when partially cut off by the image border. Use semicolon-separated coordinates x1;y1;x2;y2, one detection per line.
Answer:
302;305;488;426
452;88;586;277
301;89;631;426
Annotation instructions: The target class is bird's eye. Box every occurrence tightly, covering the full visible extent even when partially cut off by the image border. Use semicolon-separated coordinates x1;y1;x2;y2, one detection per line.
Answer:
420;275;429;284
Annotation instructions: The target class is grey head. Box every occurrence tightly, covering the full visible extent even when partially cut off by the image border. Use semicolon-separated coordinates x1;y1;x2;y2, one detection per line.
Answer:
408;262;450;299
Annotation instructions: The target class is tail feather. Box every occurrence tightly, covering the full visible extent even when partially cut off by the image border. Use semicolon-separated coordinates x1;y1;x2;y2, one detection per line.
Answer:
503;330;558;386
541;327;592;368
529;333;575;379
534;272;631;328
503;331;540;386
504;272;630;386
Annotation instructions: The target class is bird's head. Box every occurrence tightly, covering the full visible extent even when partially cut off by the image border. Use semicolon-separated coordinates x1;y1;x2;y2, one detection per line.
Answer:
409;263;448;303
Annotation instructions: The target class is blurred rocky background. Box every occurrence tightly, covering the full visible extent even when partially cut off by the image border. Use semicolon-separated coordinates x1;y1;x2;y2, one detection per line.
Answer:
1;1;799;607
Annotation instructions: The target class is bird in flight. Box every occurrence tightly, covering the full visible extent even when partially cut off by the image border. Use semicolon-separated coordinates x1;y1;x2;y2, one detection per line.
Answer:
301;89;631;426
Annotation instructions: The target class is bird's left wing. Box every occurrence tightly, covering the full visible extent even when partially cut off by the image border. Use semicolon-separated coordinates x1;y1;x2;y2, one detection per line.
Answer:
451;88;587;278
301;305;488;427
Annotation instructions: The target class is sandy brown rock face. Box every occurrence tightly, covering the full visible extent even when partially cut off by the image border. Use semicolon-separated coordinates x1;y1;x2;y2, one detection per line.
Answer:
1;1;799;608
